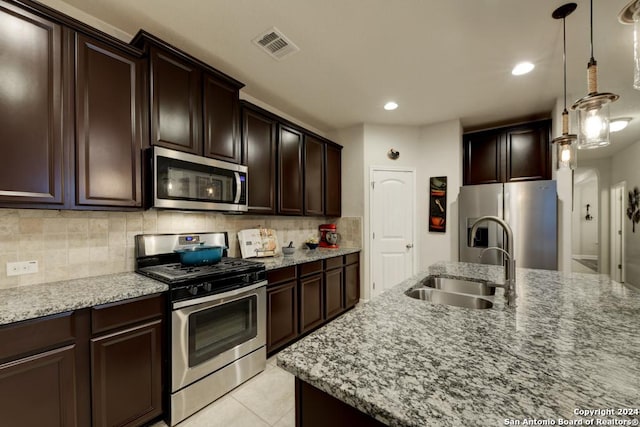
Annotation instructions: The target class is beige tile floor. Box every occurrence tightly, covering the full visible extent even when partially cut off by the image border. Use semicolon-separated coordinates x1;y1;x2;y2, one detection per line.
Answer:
151;354;294;427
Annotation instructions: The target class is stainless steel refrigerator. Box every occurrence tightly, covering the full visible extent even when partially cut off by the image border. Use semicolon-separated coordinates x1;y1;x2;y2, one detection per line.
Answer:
458;180;558;270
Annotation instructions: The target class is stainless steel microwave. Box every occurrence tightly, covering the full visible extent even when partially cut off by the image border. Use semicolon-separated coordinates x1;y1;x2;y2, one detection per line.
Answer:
150;146;247;212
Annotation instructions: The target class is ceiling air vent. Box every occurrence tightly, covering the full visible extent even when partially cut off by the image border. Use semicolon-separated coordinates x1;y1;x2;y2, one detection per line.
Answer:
252;27;300;60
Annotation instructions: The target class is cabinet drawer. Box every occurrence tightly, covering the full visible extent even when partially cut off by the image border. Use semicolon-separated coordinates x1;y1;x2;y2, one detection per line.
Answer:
267;266;297;286
92;294;164;336
0;312;76;362
345;253;359;265
324;256;343;270
298;261;323;277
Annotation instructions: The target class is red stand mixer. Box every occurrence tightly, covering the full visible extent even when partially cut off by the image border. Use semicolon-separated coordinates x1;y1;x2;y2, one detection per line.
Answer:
319;223;339;248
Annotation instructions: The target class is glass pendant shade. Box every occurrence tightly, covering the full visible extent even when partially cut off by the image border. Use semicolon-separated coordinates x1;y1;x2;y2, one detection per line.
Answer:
619;0;640;89
574;0;619;148
556;139;577;169
575;101;611;149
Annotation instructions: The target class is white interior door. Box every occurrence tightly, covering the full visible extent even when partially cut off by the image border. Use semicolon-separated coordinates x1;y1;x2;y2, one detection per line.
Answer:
370;168;415;297
611;182;626;282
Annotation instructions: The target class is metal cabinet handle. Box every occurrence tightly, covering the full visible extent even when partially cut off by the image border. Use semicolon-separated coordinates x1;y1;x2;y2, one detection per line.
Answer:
406;244;413;249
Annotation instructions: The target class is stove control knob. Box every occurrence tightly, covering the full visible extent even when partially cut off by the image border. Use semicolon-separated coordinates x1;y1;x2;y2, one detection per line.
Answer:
203;282;212;292
188;286;198;296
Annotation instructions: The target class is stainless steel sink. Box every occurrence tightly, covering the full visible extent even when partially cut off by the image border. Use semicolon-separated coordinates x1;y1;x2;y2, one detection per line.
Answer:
419;276;496;296
405;287;494;309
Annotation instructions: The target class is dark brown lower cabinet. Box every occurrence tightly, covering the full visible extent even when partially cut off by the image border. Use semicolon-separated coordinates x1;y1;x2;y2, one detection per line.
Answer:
91;319;162;427
299;273;324;334
0;345;77;427
266;253;360;355
324;268;344;320
344;259;360;309
267;280;298;353
296;378;385;427
0;294;165;427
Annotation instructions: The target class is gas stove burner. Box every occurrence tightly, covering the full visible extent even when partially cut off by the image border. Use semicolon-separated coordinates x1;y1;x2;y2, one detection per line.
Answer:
137;257;265;284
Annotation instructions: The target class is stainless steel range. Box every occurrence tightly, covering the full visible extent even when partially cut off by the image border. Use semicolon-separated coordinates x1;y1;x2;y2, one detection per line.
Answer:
135;232;267;426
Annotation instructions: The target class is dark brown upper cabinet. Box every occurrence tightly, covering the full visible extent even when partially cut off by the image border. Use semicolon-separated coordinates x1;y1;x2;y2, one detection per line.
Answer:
242;101;343;217
463;119;551;186
325;143;342;217
149;46;202;154
463;130;503;185
204;73;240;163
304;135;325;216
0;1;147;211
75;33;144;208
505;121;551;182
0;2;67;206
278;124;304;215
241;102;277;214
132;31;244;162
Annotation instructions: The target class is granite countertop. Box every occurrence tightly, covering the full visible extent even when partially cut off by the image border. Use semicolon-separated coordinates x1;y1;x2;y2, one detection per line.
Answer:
277;262;640;426
0;273;168;326
254;247;360;271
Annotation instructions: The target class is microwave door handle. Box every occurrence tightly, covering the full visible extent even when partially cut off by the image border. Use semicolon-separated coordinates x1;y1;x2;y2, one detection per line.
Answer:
233;172;241;203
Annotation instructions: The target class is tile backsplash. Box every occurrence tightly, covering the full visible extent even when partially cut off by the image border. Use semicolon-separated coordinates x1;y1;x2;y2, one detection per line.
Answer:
0;209;362;289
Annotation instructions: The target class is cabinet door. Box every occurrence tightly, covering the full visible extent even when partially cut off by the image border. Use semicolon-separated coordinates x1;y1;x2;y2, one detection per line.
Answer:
0;3;66;206
242;106;277;214
505;121;550;182
203;73;240;163
0;345;77;427
325;144;342;217
91;319;162;427
324;268;344;319
150;46;202;154
344;262;360;309
304;135;325;216
75;34;143;207
267;281;298;354
299;273;324;334
463;130;503;185
278;125;304;215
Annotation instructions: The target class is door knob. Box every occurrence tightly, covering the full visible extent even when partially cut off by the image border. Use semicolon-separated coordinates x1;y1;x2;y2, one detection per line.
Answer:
406;244;413;249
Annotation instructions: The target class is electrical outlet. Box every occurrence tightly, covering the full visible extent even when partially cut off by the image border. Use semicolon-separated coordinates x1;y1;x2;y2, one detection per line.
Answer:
6;260;38;276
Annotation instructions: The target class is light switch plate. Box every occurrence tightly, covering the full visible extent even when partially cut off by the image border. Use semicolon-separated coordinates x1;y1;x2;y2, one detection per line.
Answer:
6;260;38;276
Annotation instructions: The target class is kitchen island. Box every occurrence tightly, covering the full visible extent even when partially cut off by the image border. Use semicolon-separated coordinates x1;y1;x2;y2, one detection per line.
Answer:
276;262;640;426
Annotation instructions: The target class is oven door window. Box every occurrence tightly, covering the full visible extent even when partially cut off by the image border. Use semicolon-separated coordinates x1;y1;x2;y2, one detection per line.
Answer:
188;295;257;367
157;155;239;203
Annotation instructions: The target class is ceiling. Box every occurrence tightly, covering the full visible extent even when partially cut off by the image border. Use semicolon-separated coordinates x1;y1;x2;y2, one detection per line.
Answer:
43;0;640;160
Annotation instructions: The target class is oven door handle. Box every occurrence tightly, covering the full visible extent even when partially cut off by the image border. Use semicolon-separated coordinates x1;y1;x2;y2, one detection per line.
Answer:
172;280;267;310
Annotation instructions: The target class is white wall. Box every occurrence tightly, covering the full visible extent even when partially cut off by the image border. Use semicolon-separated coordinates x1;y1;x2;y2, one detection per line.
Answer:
572;171;599;258
418;121;463;269
612;140;640;286
332;125;365;217
354;120;461;300
576;158;612;273
552;98;574;272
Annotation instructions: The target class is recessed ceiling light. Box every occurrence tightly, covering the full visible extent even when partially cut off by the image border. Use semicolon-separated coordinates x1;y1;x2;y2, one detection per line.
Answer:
512;62;535;76
384;101;398;111
610;117;632;132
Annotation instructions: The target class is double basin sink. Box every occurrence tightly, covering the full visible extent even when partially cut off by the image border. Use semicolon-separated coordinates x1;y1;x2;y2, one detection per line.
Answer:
405;276;496;309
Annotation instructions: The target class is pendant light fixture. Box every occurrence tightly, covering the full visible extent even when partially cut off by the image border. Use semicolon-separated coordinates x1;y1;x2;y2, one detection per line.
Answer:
618;0;640;90
571;0;619;149
552;3;578;170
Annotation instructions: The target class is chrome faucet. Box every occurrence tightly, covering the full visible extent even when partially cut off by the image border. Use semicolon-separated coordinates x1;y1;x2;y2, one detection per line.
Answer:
470;216;517;306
